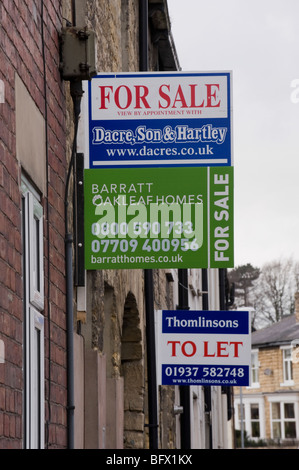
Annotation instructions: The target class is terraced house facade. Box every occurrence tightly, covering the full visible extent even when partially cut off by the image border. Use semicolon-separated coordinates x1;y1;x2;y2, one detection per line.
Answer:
0;0;234;449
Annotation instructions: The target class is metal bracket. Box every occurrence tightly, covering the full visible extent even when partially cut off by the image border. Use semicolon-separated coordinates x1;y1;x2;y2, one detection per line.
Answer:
59;27;97;80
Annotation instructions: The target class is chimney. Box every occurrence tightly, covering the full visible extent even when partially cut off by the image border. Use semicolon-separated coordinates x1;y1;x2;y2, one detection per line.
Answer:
295;292;299;323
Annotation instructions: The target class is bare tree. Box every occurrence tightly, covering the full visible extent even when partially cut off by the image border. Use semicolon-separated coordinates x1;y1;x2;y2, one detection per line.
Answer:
252;258;297;327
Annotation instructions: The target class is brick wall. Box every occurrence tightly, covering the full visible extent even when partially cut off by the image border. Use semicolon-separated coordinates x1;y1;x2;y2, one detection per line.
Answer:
0;0;68;448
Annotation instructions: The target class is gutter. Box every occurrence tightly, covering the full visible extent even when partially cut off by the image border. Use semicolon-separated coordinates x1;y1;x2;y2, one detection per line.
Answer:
253;341;293;349
140;0;159;450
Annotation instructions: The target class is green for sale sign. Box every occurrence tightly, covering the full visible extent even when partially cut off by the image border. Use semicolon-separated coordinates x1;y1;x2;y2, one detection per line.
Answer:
84;166;233;270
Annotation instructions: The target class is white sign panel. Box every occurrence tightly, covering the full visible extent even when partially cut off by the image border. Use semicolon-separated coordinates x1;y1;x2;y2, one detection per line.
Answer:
90;74;228;121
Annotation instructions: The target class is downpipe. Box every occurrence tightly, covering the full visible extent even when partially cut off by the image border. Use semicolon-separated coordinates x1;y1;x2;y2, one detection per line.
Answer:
139;0;159;450
65;80;83;449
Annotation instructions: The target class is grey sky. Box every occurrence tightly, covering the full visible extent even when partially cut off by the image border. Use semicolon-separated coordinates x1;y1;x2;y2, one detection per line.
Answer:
168;0;299;268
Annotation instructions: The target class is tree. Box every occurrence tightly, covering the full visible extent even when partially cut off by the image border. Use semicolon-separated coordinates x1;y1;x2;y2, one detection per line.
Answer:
251;258;297;328
227;264;260;307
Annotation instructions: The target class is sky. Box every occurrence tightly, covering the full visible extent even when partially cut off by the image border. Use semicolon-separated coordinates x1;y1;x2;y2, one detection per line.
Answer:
168;0;299;269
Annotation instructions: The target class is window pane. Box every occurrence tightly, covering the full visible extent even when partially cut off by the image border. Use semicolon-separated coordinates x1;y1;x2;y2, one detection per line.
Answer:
284;349;291;359
251;352;258;366
289;362;293;380
273;421;281;439
251;352;259;384
251;367;259;384
272;403;280;419
251;404;259;420
34;217;41;291
283;349;293;381
285;421;296;439
251;421;260;438
284;403;295;419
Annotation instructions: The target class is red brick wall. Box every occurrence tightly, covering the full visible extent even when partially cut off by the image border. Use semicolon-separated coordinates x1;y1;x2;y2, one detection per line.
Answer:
0;0;68;448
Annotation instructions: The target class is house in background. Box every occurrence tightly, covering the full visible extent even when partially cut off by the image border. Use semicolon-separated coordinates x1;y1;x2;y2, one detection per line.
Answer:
234;293;299;447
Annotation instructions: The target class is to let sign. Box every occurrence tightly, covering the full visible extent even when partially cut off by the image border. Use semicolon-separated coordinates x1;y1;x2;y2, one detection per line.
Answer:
88;72;232;168
156;310;251;386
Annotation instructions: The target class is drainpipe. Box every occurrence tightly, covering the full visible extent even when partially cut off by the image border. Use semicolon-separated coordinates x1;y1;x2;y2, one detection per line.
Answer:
65;79;83;449
65;236;75;449
202;268;212;449
219;268;234;425
177;269;191;449
140;0;159;450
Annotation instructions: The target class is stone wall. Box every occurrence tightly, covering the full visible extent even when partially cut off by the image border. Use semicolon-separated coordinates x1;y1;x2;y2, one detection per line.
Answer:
72;1;178;449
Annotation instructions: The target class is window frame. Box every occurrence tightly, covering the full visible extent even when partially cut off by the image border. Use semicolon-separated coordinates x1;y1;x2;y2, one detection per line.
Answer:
281;346;294;386
21;176;45;449
250;403;260;438
250;349;260;388
234;396;265;441
270;399;298;441
29;307;45;449
28;191;44;311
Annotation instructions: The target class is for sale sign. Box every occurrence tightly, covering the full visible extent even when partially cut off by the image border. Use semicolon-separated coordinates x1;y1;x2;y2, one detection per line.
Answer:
156;310;251;386
88;72;232;168
84;166;234;270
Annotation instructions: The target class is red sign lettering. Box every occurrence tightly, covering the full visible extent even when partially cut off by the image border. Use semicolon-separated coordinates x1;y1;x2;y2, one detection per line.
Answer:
98;83;221;110
203;341;243;358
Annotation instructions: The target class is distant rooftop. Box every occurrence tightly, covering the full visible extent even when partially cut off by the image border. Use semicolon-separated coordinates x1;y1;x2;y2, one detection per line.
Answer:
252;314;299;348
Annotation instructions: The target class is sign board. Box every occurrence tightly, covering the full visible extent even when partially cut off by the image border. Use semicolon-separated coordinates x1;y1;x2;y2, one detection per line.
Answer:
156;310;251;386
88;72;232;168
84;166;234;270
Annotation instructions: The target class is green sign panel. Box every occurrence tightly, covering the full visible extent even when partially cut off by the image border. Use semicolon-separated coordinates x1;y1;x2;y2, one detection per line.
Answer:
84;166;233;270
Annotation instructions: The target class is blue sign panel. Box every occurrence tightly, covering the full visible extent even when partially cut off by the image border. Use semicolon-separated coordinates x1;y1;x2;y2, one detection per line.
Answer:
161;364;250;387
162;310;249;335
88;72;232;168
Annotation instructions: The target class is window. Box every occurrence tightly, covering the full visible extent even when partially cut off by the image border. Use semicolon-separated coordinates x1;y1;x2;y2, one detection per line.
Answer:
29;308;45;449
21;177;45;449
250;350;259;387
281;347;293;385
28;191;44;310
271;402;297;440
271;402;281;439
250;403;260;438
234;398;265;441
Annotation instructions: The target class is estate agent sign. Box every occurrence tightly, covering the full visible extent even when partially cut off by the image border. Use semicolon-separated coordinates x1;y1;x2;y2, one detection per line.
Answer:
88;72;232;168
156;310;251;387
84;166;233;270
84;72;233;270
